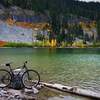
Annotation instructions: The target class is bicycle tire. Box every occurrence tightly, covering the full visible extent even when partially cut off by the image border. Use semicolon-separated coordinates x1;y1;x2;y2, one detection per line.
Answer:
0;69;12;88
22;69;40;89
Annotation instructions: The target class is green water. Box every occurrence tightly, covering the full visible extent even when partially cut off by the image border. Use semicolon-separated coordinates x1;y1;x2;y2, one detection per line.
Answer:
0;48;100;98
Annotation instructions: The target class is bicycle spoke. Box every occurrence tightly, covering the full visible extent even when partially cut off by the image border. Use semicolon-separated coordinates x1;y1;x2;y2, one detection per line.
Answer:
0;69;11;88
22;70;40;89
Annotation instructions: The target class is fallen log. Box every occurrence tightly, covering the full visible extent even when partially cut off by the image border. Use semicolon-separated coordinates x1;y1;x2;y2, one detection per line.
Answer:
41;82;100;99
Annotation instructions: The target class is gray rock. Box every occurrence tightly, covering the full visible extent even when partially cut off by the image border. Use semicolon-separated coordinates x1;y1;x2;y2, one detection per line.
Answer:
14;95;21;99
8;95;15;100
24;88;34;94
32;86;39;94
24;86;39;94
36;84;44;90
0;83;42;99
0;90;7;94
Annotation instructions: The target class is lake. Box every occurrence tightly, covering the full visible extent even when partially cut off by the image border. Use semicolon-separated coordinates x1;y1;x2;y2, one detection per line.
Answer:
0;48;100;99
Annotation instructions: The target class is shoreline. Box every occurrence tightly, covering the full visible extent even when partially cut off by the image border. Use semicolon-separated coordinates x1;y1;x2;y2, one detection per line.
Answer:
0;46;100;49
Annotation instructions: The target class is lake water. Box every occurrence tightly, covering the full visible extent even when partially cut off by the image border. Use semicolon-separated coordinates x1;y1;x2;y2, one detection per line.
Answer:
0;48;100;99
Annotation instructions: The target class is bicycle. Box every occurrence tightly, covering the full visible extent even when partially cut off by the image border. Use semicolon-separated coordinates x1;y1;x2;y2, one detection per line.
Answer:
0;61;40;89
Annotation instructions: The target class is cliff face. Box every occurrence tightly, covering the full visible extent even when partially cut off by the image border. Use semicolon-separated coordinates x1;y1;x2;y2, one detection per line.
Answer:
0;5;50;43
0;4;98;43
0;5;49;22
80;21;97;41
0;20;34;43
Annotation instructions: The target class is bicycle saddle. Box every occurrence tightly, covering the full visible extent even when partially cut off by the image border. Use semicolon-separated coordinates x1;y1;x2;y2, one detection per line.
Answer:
6;63;10;66
5;62;12;66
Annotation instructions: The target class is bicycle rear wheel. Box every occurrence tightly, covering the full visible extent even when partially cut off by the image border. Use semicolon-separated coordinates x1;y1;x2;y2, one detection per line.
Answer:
0;69;11;88
22;70;40;89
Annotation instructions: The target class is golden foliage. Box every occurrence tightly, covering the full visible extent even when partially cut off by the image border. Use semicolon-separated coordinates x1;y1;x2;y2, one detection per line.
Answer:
0;41;7;47
6;18;15;26
50;39;57;47
80;21;96;31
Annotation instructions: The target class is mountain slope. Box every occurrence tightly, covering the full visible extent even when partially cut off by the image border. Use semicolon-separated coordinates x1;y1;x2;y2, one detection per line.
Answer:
0;0;100;20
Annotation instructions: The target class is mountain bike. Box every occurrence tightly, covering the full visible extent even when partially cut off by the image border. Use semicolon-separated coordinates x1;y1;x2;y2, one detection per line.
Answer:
0;61;40;89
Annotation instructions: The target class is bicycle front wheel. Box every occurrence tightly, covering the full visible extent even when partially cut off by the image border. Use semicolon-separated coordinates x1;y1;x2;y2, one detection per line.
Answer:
22;70;40;89
0;69;11;88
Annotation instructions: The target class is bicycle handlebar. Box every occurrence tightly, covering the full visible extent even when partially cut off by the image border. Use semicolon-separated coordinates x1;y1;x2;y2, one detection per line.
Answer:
24;61;28;64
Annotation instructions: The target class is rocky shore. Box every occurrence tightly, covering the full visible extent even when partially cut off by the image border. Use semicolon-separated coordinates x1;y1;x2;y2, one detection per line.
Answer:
0;84;43;100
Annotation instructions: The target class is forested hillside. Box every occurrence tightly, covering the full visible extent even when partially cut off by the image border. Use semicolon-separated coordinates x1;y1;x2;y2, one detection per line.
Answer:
0;0;100;47
1;0;100;20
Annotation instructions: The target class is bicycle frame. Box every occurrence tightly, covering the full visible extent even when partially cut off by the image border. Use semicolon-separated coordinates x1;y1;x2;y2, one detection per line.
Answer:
5;61;28;76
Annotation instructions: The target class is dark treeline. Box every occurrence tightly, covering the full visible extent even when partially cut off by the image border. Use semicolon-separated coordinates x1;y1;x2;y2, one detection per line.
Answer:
1;0;100;20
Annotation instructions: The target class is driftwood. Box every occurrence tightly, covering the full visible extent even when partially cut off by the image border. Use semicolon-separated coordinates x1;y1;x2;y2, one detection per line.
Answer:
41;82;100;99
